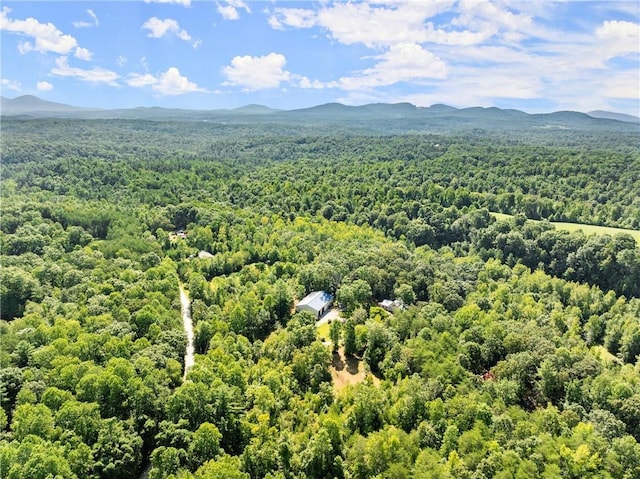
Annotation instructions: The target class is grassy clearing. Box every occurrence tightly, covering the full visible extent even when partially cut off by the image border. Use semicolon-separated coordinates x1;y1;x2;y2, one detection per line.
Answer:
317;322;330;342
490;212;640;245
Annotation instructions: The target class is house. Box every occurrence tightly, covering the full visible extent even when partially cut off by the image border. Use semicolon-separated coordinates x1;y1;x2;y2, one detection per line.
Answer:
378;299;404;313
296;291;333;319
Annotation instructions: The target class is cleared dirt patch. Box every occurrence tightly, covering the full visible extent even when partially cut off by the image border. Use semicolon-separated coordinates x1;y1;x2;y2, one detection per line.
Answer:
330;348;380;393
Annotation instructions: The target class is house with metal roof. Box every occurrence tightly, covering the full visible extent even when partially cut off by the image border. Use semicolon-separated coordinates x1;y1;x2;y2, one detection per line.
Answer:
295;291;334;319
378;299;405;313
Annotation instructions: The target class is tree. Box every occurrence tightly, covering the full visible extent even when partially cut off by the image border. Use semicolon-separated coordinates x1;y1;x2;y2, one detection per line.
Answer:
337;280;372;314
1;267;42;319
11;403;55;441
343;319;357;357
0;367;23;415
55;400;102;445
189;422;222;469
329;320;342;352
292;342;331;392
300;427;343;479
166;381;213;430
273;280;293;322
149;447;184;479
363;322;397;374
346;383;385;435
4;438;78;479
195;320;216;354
620;323;640;364
440;424;459;457
394;284;416;306
194;455;249;479
92;418;143;479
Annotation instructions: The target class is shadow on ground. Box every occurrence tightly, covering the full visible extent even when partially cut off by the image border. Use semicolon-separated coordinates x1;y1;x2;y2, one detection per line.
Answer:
332;350;361;375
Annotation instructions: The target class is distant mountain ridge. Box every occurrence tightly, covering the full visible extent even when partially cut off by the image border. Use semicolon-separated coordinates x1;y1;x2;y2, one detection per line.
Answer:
2;95;638;134
1;94;98;114
587;110;640;123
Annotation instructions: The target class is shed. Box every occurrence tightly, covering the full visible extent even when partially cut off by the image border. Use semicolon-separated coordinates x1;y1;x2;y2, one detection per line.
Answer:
296;291;334;319
379;299;404;313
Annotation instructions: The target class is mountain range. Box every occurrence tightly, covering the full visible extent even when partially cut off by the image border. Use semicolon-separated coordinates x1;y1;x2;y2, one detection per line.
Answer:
2;95;639;134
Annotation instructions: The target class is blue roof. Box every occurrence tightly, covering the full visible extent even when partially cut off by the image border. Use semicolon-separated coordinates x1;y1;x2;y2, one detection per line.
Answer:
297;291;333;312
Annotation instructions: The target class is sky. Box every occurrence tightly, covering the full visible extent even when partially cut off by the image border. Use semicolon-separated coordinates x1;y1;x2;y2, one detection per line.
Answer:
1;0;639;115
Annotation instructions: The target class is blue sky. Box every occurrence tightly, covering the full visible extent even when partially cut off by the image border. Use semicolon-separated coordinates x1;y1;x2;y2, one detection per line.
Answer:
1;1;639;114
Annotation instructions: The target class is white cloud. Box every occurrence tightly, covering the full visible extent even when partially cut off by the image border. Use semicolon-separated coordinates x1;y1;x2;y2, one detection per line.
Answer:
453;0;533;34
144;0;191;6
1;78;22;91
422;22;491;45
75;47;93;61
518;18;639;74
74;9;99;28
322;2;454;48
142;17;200;47
87;9;99;25
595;20;640;58
601;70;640;99
143;17;190;39
264;0;538;97
155;67;203;95
1;6;91;58
128;67;205;95
454;68;541;101
269;2;456;48
261;1;639;114
218;5;239;21
268;7;316;30
51;56;120;85
223;53;291;90
37;81;53;91
332;43;447;90
116;55;127;67
267;1;541;49
128;73;158;87
296;76;326;90
218;1;251;21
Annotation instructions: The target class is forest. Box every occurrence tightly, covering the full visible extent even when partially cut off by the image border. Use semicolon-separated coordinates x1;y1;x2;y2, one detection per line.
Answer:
1;115;640;479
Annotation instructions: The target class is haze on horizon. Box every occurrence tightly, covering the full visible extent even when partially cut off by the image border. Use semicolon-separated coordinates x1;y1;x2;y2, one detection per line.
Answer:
1;0;639;116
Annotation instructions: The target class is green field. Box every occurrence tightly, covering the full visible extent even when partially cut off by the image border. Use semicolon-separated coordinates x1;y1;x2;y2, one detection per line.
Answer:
490;212;640;245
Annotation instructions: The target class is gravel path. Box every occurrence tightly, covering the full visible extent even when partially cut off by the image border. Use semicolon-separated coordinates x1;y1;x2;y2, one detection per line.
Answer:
180;286;195;381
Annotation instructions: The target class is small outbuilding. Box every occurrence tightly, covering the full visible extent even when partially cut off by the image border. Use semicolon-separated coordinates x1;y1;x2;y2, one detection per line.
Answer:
296;291;334;319
378;299;405;313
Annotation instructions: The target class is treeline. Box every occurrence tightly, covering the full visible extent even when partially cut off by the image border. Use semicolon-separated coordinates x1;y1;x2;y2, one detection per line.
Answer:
3;119;639;228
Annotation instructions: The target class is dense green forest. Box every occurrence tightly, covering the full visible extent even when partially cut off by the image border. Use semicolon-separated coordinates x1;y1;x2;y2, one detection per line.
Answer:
1;116;640;478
